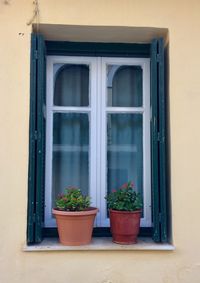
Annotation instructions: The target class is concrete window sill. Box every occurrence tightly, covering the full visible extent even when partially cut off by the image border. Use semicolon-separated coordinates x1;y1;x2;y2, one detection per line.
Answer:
24;237;175;251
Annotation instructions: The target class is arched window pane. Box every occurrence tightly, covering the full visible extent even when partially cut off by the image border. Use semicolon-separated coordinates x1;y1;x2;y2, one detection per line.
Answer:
54;64;89;106
107;65;143;107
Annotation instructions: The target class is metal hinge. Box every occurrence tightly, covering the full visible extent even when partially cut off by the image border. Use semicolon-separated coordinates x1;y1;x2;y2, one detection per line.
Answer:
34;130;38;140
159;213;162;223
156;54;161;62
34;50;38;60
157;132;161;142
33;213;36;223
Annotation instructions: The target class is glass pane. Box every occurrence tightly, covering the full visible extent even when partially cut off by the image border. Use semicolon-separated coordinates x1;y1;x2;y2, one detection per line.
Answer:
54;64;89;106
52;113;89;207
107;65;142;107
107;114;143;197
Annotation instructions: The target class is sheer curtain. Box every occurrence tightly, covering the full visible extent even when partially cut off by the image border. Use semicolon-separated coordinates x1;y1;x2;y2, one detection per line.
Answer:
54;64;89;106
52;65;89;207
107;66;143;196
108;66;142;107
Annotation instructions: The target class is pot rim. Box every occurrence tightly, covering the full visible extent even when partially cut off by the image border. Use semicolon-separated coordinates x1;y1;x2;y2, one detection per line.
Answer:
109;209;141;214
52;207;98;216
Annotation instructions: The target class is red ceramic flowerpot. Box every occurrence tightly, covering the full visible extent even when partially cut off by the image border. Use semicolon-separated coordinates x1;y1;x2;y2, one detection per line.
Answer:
109;209;141;244
52;207;98;246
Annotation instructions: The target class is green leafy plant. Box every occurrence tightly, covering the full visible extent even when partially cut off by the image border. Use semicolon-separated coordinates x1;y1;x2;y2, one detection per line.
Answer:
105;181;142;211
55;187;90;211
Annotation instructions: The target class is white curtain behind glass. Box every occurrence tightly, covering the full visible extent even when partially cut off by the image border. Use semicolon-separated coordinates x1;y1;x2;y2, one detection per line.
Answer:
54;64;89;106
52;65;89;207
107;66;142;107
107;66;143;197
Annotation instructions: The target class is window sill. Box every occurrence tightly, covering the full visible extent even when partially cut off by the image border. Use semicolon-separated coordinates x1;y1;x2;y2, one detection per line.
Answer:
24;237;175;251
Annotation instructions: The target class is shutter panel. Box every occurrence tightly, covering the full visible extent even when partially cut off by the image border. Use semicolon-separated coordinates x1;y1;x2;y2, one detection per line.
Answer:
27;34;37;244
151;39;160;242
35;34;46;243
151;38;168;242
157;38;167;242
27;34;46;244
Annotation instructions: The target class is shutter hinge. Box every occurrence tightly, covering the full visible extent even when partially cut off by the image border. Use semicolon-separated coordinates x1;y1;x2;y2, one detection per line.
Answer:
34;130;38;140
33;213;36;223
157;132;161;142
159;213;162;223
156;54;161;62
34;50;38;60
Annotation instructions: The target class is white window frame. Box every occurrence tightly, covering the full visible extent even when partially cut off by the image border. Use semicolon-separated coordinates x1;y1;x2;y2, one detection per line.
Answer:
45;56;151;228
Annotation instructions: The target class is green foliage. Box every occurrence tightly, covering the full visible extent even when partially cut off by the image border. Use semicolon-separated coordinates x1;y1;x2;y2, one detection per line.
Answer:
105;181;142;211
55;187;90;211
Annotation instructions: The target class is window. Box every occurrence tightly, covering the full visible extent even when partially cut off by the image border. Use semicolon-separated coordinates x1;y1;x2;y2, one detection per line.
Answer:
45;56;151;228
27;34;168;244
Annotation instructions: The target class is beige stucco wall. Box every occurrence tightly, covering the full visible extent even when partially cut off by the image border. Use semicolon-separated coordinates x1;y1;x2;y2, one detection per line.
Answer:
1;0;200;282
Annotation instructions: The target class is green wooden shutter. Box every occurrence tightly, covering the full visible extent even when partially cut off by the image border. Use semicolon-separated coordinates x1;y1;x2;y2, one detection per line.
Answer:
151;39;160;242
27;34;37;244
27;34;46;244
157;38;167;242
35;34;46;242
151;38;168;243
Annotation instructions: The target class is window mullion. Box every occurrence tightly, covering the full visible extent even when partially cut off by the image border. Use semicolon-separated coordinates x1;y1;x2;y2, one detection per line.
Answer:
95;57;104;227
89;58;98;222
99;57;109;227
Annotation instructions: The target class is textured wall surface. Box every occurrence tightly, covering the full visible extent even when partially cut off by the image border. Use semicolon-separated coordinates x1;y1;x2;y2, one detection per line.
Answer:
0;1;200;282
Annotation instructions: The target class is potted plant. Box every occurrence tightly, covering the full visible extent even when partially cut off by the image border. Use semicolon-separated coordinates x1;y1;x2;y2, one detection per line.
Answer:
106;181;142;244
52;187;98;246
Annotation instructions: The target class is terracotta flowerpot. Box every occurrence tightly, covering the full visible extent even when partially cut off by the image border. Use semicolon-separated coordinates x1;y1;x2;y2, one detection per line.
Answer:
52;207;98;246
109;209;141;244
